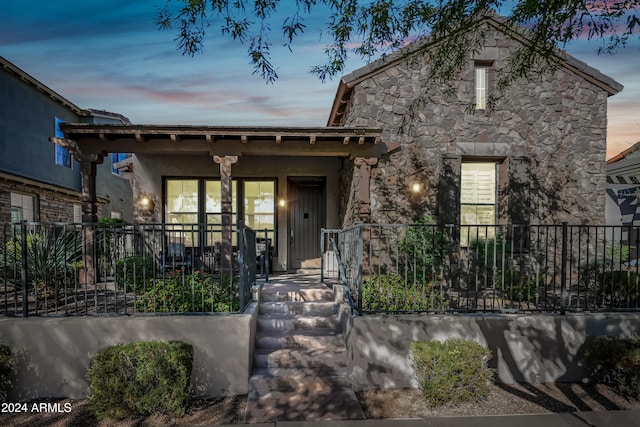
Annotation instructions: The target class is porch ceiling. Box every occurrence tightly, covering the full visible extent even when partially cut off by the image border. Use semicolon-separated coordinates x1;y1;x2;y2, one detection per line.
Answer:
57;124;385;158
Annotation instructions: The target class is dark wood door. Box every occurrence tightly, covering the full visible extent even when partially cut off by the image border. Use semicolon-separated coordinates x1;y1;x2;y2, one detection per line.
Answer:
288;177;326;270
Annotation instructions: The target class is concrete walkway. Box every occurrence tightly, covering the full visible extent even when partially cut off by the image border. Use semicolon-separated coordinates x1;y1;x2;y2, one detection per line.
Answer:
217;409;640;426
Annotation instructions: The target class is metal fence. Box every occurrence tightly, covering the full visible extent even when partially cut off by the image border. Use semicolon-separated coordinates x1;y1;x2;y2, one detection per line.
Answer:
323;223;640;315
0;221;271;316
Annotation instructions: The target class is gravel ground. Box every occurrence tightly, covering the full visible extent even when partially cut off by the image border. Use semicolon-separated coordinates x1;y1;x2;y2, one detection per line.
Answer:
1;383;638;426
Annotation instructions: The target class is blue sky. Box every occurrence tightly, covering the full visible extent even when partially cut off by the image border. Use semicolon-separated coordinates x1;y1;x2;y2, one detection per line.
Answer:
1;1;638;158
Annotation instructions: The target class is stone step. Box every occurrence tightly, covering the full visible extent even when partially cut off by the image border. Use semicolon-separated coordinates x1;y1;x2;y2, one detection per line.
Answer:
257;314;340;331
260;288;335;303
244;388;365;422
253;347;348;369
248;367;350;397
255;329;345;350
259;301;338;316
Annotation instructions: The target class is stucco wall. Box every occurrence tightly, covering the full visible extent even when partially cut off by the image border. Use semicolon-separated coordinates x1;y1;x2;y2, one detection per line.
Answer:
340;25;610;226
0;303;258;401
340;308;640;390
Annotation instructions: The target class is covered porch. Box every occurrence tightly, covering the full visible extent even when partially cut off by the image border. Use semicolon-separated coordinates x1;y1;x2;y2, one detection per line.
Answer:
50;124;384;283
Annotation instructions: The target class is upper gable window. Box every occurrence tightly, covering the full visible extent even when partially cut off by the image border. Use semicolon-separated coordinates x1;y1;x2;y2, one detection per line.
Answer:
54;117;72;168
474;61;493;110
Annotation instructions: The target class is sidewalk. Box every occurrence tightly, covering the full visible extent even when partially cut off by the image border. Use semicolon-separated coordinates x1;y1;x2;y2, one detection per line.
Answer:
215;410;640;426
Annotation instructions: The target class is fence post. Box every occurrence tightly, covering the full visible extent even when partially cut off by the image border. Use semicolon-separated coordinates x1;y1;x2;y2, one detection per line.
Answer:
560;222;568;315
20;222;28;317
320;228;325;283
357;225;364;316
264;228;269;283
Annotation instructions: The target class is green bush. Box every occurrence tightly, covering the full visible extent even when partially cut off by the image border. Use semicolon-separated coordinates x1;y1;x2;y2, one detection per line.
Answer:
362;273;448;312
410;338;493;406
0;344;14;402
136;271;239;313
398;216;448;283
87;341;194;420
115;255;155;290
584;336;640;399
591;271;639;307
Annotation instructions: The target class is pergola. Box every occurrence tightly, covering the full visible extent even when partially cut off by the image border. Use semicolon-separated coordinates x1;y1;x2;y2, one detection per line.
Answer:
51;124;385;282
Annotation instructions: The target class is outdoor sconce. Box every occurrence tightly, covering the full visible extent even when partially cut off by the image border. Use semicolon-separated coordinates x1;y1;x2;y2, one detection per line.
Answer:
278;198;287;208
138;193;155;215
410;182;423;194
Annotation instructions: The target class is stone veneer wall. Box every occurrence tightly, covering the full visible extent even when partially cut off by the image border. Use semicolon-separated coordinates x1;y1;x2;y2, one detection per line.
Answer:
340;26;609;226
0;180;102;223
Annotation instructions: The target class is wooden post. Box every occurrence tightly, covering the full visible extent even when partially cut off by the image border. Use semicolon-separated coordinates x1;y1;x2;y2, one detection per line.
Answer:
214;156;238;275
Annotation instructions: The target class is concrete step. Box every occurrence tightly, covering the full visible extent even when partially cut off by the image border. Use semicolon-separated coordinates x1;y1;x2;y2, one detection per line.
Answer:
255;329;345;350
244;388;365;422
257;314;340;331
253;346;348;369
260;288;335;303
248;367;350;397
259;301;338;316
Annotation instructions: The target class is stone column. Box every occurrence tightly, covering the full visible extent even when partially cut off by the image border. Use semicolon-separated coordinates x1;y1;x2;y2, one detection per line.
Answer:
354;157;377;273
214;156;238;275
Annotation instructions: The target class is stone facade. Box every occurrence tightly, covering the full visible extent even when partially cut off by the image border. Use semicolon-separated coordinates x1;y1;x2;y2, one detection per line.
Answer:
337;23;617;227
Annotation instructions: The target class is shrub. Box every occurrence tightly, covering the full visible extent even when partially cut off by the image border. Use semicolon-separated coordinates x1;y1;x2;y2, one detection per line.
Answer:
0;226;81;294
410;338;493;406
135;271;239;313
87;341;194;420
398;216;448;283
362;273;448;312
584;336;640;399
115;255;155;290
591;271;639;307
0;344;13;402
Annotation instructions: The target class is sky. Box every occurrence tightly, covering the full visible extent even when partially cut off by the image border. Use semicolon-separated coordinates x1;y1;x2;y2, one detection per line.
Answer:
1;1;639;159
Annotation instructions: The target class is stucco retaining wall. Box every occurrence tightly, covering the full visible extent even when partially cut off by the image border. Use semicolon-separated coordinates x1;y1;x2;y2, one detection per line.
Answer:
339;307;640;390
0;302;258;401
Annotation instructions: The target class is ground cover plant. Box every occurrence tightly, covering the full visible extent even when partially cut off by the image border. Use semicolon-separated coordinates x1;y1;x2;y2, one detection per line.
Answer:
0;344;13;402
87;340;194;420
410;338;493;406
584;336;640;400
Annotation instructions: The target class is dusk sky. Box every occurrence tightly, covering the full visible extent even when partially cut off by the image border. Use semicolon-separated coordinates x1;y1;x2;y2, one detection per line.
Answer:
2;1;638;159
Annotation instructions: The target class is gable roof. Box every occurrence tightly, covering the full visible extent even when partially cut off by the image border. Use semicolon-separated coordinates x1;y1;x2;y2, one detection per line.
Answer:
327;13;624;126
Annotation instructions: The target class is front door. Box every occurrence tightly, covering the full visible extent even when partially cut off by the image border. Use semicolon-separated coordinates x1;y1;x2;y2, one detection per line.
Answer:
288;177;326;271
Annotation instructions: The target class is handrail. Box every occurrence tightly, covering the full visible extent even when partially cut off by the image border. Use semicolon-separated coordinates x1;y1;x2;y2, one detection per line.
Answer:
328;236;356;315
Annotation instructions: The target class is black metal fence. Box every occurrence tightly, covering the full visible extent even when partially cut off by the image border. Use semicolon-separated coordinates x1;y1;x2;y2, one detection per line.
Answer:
323;223;640;315
0;221;271;316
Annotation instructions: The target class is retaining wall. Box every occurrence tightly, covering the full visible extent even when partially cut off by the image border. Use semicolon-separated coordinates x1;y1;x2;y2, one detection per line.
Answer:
0;302;259;401
339;307;640;390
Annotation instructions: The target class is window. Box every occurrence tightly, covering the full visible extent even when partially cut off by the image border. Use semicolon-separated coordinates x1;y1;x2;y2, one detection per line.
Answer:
73;203;82;223
244;181;275;242
460;162;497;244
474;62;492;110
111;210;122;220
111;153;131;175
55;117;72;168
11;192;35;222
164;178;276;247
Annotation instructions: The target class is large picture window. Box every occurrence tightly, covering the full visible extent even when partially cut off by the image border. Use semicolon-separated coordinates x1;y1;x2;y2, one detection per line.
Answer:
164;178;275;247
460;162;497;244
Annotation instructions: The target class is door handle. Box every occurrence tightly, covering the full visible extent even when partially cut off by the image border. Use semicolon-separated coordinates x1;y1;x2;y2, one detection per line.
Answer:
290;229;294;246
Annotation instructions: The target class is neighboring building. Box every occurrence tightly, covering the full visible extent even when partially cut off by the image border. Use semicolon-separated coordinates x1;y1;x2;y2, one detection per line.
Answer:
54;14;622;272
0;56;133;223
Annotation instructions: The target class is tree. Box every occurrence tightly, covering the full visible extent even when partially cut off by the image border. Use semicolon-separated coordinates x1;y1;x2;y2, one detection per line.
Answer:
156;0;640;87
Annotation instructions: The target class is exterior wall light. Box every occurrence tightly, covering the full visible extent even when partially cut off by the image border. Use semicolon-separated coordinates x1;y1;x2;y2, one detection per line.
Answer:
411;182;423;194
138;193;155;214
278;199;287;208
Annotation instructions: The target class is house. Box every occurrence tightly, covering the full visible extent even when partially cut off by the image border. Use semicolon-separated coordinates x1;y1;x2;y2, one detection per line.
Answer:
0;56;133;223
605;141;640;260
52;14;622;274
